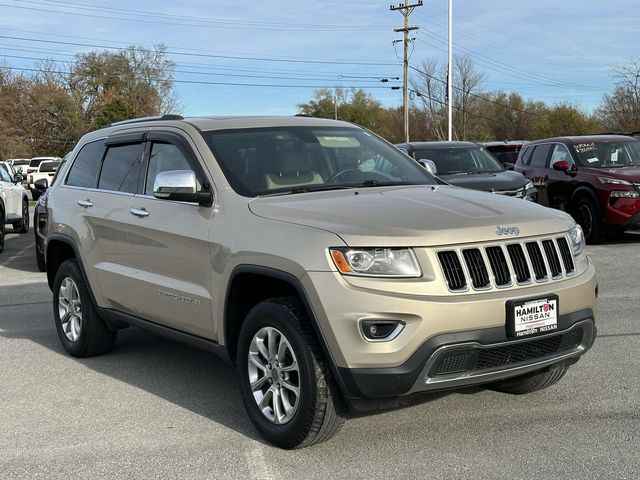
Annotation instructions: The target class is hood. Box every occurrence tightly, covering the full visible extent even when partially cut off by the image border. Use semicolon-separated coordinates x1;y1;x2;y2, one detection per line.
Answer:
440;170;528;192
581;166;640;182
248;185;574;247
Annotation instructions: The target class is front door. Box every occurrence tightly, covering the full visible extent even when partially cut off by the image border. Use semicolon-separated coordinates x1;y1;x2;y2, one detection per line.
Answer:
127;132;215;339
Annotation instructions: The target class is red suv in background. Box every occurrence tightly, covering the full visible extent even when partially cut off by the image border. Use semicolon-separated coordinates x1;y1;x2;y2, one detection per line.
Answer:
515;135;640;243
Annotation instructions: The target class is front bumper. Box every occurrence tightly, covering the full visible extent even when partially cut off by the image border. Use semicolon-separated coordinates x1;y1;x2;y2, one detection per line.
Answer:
335;310;594;401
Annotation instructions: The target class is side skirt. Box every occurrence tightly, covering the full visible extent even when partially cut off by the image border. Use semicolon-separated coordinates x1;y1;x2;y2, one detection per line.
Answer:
98;307;231;364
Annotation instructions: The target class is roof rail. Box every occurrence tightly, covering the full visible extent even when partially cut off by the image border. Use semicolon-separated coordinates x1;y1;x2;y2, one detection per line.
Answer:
103;114;184;129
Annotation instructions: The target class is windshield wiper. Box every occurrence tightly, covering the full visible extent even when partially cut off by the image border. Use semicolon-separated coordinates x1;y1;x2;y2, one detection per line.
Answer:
260;185;353;196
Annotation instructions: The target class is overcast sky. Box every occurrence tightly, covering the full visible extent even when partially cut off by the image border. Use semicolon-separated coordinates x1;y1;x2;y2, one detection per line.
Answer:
1;0;637;116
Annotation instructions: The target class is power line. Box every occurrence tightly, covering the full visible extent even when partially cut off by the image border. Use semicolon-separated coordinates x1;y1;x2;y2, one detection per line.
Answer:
0;34;398;66
4;65;400;90
2;0;393;32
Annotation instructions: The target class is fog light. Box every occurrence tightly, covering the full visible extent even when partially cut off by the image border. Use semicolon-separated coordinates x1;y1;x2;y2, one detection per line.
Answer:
360;320;405;341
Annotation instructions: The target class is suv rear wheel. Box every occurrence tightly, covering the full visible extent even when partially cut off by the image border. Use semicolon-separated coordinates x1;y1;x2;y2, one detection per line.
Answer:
13;198;29;233
489;362;569;394
236;297;344;449
53;259;116;357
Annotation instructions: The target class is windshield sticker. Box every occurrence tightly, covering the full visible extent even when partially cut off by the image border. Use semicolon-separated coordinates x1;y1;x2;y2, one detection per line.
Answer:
316;136;361;148
574;142;596;154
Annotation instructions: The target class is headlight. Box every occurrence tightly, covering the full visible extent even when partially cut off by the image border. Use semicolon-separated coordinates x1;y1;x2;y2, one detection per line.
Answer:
568;225;585;256
330;247;421;277
598;176;633;186
610;190;640;198
518;180;535;199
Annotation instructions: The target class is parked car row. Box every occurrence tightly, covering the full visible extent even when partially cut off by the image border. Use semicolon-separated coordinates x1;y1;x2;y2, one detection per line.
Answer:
2;156;63;201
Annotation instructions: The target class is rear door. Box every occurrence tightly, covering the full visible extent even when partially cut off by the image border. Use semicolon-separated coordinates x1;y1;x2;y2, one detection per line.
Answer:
521;144;552;206
56;134;145;314
126;130;215;338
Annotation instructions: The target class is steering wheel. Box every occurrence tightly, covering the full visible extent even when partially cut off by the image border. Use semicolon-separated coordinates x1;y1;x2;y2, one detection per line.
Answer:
327;169;395;184
326;168;360;184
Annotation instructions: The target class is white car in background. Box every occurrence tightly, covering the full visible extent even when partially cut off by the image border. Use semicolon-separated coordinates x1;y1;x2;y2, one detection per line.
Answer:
29;160;62;200
5;159;31;173
0;162;30;253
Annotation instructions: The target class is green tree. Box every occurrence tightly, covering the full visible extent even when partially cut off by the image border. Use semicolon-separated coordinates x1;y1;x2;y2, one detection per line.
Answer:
534;103;602;138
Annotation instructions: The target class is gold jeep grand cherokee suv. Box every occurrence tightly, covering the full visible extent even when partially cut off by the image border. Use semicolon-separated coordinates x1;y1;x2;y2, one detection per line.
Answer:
44;115;597;448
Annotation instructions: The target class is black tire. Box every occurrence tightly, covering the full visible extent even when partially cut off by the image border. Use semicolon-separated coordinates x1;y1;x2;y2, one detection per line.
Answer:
52;259;116;357
35;234;46;272
0;215;5;254
574;197;602;244
489;362;569;395
13;198;29;234
237;297;344;449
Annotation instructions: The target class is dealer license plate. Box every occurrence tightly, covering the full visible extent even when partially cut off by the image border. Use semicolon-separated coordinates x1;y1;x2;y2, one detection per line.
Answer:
507;295;558;338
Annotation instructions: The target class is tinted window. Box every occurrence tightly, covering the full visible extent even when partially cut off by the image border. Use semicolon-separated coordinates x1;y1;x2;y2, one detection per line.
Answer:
39;161;60;173
529;144;552;167
518;146;533;165
98;143;144;193
29;159;45;168
145;143;197;196
66;141;106;188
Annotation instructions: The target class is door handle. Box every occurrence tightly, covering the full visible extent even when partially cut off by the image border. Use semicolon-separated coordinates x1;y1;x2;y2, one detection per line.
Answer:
130;207;150;218
77;199;93;208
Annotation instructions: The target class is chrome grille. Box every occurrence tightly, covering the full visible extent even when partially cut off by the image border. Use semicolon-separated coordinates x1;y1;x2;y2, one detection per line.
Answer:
437;251;467;291
438;236;577;292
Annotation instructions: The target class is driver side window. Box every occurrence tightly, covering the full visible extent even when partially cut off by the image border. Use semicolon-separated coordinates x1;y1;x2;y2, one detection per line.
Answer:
549;144;573;168
145;142;200;196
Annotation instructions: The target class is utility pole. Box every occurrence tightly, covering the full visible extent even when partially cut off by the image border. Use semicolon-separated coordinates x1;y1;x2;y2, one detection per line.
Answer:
390;1;422;143
447;0;453;141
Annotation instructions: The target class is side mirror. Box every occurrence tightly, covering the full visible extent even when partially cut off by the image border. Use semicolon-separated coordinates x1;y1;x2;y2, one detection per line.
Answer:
153;170;212;206
552;160;570;172
503;162;515;171
33;178;48;191
12;173;24;184
417;159;438;176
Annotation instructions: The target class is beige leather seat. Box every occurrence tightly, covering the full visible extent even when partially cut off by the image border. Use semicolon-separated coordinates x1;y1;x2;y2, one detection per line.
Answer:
265;151;324;190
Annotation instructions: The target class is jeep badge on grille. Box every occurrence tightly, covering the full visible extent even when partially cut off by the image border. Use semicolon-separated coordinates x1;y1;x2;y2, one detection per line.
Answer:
496;226;521;236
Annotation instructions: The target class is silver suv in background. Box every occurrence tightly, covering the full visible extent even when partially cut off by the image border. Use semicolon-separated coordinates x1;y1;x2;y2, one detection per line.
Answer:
44;115;597;448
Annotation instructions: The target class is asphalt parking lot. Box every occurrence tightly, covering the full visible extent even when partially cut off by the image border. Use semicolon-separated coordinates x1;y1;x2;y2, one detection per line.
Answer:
1;214;639;480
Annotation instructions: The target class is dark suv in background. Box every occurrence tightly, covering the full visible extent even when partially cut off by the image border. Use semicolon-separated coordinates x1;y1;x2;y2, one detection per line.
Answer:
515;135;640;243
397;141;536;200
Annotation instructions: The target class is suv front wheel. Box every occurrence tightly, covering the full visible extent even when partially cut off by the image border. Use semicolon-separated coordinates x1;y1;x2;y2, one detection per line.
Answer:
53;259;116;357
236;297;344;449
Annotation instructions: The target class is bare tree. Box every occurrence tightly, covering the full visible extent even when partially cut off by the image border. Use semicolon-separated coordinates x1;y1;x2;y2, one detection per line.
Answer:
597;56;640;131
411;56;487;140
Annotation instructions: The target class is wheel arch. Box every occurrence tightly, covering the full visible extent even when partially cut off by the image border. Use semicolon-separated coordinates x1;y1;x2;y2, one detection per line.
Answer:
45;234;96;306
223;265;336;371
570;185;601;214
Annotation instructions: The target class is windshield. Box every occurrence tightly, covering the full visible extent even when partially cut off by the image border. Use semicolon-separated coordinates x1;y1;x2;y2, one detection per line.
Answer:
203;126;438;196
29;159;45;167
573;140;640;168
414;146;504;175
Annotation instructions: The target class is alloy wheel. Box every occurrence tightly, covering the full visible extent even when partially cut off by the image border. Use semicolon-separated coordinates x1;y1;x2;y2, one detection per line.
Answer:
58;277;82;342
247;326;300;425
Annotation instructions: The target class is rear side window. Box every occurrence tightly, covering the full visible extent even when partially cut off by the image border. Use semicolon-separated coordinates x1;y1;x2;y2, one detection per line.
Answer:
66;141;106;188
518;146;533;165
529;144;552;167
98;143;145;193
